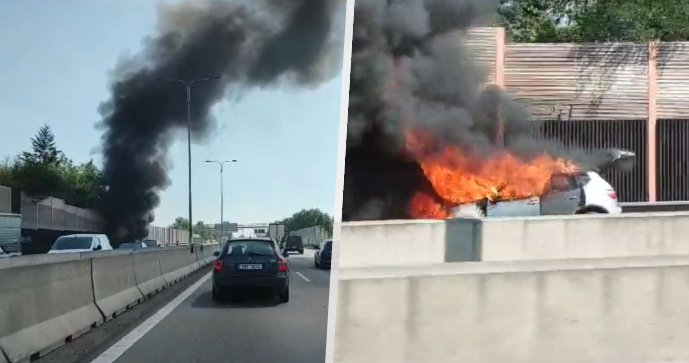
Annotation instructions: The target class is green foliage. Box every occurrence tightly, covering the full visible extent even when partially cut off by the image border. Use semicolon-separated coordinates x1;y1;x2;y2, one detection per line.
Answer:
499;0;689;42
168;219;218;242
275;208;334;237
60;160;106;209
195;221;219;241
170;217;190;231
0;125;106;207
20;124;66;166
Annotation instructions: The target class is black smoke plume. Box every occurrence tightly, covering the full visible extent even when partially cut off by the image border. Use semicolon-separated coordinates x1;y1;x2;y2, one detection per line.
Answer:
343;0;612;221
99;0;344;243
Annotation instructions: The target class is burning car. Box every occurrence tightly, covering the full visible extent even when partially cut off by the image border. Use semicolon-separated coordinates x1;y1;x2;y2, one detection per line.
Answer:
451;169;621;218
449;149;636;218
406;127;636;219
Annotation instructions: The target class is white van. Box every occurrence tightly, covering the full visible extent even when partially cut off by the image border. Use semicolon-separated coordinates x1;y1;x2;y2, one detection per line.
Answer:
48;234;113;254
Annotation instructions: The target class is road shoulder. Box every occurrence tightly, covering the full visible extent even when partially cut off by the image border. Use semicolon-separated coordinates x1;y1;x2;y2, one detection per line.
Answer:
35;266;212;363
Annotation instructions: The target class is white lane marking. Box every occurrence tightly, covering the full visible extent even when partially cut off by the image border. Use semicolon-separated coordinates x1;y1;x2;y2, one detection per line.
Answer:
295;271;311;283
90;272;212;363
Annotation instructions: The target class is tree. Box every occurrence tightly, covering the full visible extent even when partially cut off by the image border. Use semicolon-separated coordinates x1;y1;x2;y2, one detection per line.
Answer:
20;124;65;166
276;208;334;236
61;160;106;208
13;160;64;202
498;0;574;42
170;217;190;231
499;0;689;42
0;125;107;208
194;221;218;242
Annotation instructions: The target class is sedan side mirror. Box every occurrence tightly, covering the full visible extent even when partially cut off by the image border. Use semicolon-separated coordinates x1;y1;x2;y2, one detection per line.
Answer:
213;251;220;257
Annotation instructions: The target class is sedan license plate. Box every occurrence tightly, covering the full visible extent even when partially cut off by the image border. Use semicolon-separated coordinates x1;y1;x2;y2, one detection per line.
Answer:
238;263;263;270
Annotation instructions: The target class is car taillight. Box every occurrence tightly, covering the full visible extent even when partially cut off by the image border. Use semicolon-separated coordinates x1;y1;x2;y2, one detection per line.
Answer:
213;259;223;272
608;191;618;200
277;259;288;272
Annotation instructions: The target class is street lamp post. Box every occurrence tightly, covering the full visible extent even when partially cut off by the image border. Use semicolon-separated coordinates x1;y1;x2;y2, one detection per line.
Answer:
206;159;237;245
159;76;221;249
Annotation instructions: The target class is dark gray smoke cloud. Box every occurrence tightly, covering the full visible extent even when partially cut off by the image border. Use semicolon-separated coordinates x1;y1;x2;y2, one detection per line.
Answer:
343;0;614;221
99;0;344;242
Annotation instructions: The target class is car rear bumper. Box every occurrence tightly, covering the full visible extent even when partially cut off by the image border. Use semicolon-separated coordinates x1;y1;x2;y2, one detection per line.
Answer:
213;275;288;291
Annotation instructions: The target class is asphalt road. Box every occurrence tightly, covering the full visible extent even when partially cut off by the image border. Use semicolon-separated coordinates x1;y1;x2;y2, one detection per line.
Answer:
36;248;331;363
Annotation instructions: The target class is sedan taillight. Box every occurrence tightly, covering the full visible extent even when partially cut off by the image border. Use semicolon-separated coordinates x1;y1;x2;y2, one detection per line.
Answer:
277;259;288;272
213;259;223;272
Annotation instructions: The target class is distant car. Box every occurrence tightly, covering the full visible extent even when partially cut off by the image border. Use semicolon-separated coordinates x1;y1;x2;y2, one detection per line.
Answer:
282;235;304;255
118;241;148;251
47;234;113;254
142;239;160;248
212;237;290;303
314;239;333;269
0;243;21;258
0;244;17;258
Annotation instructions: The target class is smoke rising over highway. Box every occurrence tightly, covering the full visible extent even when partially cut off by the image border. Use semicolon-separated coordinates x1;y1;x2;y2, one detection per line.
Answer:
99;0;344;242
343;0;610;221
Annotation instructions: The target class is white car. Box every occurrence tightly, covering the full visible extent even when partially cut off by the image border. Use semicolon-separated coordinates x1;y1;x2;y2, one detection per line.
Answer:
452;170;622;218
451;148;637;218
48;234;113;254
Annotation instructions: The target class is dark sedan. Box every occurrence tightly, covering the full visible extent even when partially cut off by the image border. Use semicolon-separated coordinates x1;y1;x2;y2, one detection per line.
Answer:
212;238;290;303
314;239;332;269
282;235;304;255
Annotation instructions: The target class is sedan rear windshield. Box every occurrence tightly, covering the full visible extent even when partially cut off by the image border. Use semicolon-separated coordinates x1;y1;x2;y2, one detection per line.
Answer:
223;240;275;257
286;236;303;246
52;237;92;250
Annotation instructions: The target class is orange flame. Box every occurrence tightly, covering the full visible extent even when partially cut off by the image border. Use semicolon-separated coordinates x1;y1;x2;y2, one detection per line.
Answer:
406;129;579;218
408;192;450;219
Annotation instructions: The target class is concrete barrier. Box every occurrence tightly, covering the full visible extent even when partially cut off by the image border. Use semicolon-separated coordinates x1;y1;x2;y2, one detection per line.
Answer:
341;212;689;267
340;219;477;268
133;249;166;297
334;256;689;363
159;247;197;285
477;212;689;261
200;244;219;265
0;259;102;363
89;251;144;320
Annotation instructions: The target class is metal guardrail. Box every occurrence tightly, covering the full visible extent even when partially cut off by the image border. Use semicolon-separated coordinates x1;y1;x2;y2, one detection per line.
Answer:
620;201;689;213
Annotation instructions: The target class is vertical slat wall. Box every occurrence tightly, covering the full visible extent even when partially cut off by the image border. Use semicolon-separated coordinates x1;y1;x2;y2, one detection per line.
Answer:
656;42;689;201
464;27;689;202
463;27;499;84
657;42;689;118
504;43;648;121
531;120;648;202
657;119;689;201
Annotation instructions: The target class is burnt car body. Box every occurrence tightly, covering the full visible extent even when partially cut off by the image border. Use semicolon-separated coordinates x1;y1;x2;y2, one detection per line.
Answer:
452;149;636;218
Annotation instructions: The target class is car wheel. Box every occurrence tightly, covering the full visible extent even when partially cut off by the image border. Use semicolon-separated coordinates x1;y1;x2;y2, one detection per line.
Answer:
299;250;304;255
279;287;289;303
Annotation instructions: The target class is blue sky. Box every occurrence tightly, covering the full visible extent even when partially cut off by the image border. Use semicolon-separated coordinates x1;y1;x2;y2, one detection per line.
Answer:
0;0;344;226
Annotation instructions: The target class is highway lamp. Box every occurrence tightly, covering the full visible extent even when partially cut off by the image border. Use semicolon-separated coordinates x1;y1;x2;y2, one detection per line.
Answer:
206;159;237;247
158;76;221;251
